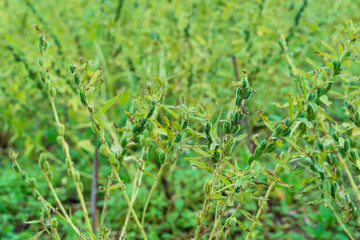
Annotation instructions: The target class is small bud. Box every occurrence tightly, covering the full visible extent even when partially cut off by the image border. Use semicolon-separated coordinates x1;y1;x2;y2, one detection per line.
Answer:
50;87;56;98
204;179;212;195
174;133;182;143
75;171;80;182
39;69;45;83
56;136;64;145
33;190;41;200
68;63;75;73
57;124;65;136
66;157;72;168
79;182;83;192
109;152;116;165
196;211;203;225
27;177;36;189
74;73;80;85
243;87;252;99
79;89;88;106
44;161;50;172
51;218;58;228
100;144;111;157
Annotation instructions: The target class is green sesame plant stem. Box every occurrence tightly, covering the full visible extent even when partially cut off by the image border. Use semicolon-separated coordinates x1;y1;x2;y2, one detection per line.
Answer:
208;203;226;240
99;171;115;232
44;174;80;236
34;26;94;238
329;205;355;240
120;158;146;239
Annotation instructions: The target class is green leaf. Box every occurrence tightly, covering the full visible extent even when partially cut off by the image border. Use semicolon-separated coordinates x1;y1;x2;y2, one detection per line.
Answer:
263;169;294;188
319;95;330;106
97;94;120;117
30;230;46;240
297;118;313;128
258;112;275;132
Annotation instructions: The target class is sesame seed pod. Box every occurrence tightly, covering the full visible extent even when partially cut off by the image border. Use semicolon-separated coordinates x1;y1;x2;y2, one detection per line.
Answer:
159;152;166;164
248;154;255;165
74;73;80;85
68;63;75;73
204;179;212;195
236;87;242;96
181;120;189;129
241;78;249;88
285;117;291;127
21;172;27;181
120;137;127;148
174;133;182;143
344;138;351;151
282;128;291;137
260;140;267;150
79;89;87;106
12;164;20;173
120;148;128;156
231;124;240;134
352;165;360;175
57;124;65;136
243;87;252;99
275;125;282;136
51;218;58;228
223;122;230;134
100;144;111;157
266;144;277;153
196;211;203;225
75;171;80;182
50;87;56;98
254;147;262;159
235;95;242;106
331;132;339;142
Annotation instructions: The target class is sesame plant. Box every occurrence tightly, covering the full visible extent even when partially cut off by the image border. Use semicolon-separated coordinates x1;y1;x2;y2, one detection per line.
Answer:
5;7;360;240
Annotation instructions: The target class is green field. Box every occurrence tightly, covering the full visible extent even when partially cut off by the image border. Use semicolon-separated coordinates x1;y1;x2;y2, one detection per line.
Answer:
2;0;360;239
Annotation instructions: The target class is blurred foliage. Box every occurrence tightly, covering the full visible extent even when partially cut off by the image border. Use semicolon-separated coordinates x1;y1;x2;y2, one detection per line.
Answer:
2;0;360;239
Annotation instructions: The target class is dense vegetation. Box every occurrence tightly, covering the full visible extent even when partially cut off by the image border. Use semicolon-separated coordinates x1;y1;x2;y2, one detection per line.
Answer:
2;0;360;239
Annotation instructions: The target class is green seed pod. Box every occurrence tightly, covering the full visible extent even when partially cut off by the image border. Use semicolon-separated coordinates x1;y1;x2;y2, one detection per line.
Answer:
74;73;80;85
225;216;237;228
223;122;231;134
181;120;189;129
282;128;291;137
254;147;262;159
349;202;355;209
159;152;166;164
21;172;27;181
91;122;100;135
355;111;360;121
66;157;72;168
331;182;338;198
68;63;75;73
75;171;80;182
350;149;359;162
285;117;291;127
336;168;342;178
118;154;124;163
140;117;148;126
174;133;182;143
57;124;65;136
167;140;172;149
132;124;139;133
100;144;111;157
331;132;339;142
353;210;359;220
275;125;282;136
317;143;324;151
204;122;212;134
27;177;36;189
309;164;318;173
79;89;87;106
79;182;83;192
146;105;156;118
332;155;339;165
120;137;127;148
260;140;267;150
325;82;333;93
38;153;47;169
204;179;212;195
319;172;325;181
50;87;57;98
39;69;45;82
266;144;277;153
43;41;49;50
109;153;116;165
231;124;240;134
241;78;249;88
248;154;255;165
33;190;41;200
232;112;240;124
196;211;203;225
12;164;20;173
344;138;351;151
307;92;315;101
51;218;58;228
38;58;44;66
243;87;252;99
236;87;242;96
56;136;64;145
45;80;51;90
43;161;50;172
235;95;242;106
120;148;128;156
205;201;212;213
352;165;360;175
47;73;51;80
216;231;224;240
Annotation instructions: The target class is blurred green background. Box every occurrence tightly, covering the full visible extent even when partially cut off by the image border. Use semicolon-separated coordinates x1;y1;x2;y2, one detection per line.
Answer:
1;0;360;239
